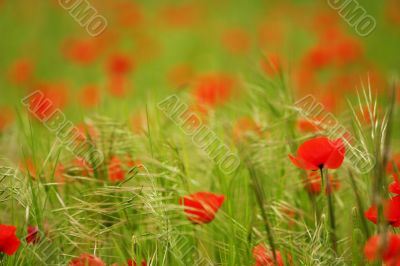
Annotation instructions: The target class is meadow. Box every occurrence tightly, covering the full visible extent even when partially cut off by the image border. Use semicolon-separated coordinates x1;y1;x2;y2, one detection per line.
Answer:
1;0;400;265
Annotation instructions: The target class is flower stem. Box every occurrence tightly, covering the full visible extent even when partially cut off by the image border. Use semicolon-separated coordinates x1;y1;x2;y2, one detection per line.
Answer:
321;168;337;254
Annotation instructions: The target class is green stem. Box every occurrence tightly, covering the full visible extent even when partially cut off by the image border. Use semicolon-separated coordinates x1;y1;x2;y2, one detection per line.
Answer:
321;168;337;254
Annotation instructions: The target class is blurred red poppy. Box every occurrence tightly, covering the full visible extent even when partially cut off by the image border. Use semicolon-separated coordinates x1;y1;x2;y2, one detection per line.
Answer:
194;74;235;107
333;38;363;66
26;226;39;244
180;192;225;224
389;175;400;195
111;259;147;266
303;172;340;195
159;4;200;27
260;54;282;77
106;54;134;76
113;1;143;28
301;44;333;70
108;156;125;183
108;75;130;98
0;107;14;132
69;254;105;266
296;117;322;133
365;196;400;227
252;243;284;266
289;137;345;170
233;117;262;142
0;224;21;256
79;85;101;108
221;28;251;55
8;58;34;86
20;158;37;179
167;63;194;88
364;234;400;264
62;39;100;65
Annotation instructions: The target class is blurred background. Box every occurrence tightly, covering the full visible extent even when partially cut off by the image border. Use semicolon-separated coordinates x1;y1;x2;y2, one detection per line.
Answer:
0;0;399;129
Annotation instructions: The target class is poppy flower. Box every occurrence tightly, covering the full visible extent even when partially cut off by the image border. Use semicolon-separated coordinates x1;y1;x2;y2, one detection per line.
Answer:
193;74;235;107
108;75;130;98
69;253;105;266
26;226;40;244
252;243;284;266
113;1;143;28
79;85;101;108
108;156;125;183
296;117;323;133
159;4;200;28
62;39;101;65
365;196;400;227
260;54;282;77
8;58;34;86
364;233;400;264
389;175;400;195
288;137;345;170
180;192;225;224
0;224;21;256
72;158;94;177
106;54;134;76
387;154;400;179
303;172;340;195
301;44;333;70
20;158;37;179
167;63;194;88
233;117;262;142
221;28;251;55
333;38;363;66
111;259;147;266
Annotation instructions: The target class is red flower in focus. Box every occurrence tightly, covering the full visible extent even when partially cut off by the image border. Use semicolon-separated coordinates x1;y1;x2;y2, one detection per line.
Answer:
107;54;134;76
364;234;400;264
252;243;284;266
365;196;400;227
194;74;235;107
303;172;340;195
26;226;40;244
69;254;105;266
289;137;345;170
8;58;34;86
180;192;225;224
79;85;101;108
0;224;21;256
108;156;125;183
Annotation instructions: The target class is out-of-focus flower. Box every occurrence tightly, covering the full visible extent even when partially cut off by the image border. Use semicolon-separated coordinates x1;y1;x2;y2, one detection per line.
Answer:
389;175;400;195
252;243;284;266
221;28;251;55
108;75;130;98
69;254;105;266
296;117;322;133
159;4;200;27
108;156;125;183
167;63;194;88
289;137;345;170
79;85;101;108
301;44;333;70
303;172;340;195
0;107;14;132
233;117;262;142
113;1;143;28
62;39;100;65
364;233;400;264
111;259;147;266
365;196;400;227
26;226;40;244
0;224;21;256
20;158;37;179
106;54;134;76
260;54;282;77
194;74;235;107
387;154;400;179
180;192;225;224
8;58;34;86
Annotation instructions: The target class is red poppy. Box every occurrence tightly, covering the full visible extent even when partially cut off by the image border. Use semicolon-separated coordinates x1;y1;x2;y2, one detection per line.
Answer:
288;137;345;170
73;158;94;177
180;192;225;224
303;172;340;195
111;259;147;266
252;243;284;266
387;154;400;179
389;175;400;195
8;58;34;86
233;117;262;142
20;158;37;179
159;4;200;28
167;63;194;88
108;156;125;183
0;224;21;256
62;39;100;65
69;254;105;266
79;85;101;108
221;28;251;55
364;234;400;264
26;226;40;244
106;54;134;76
260;54;282;77
108;75;130;98
365;196;400;227
301;44;333;70
113;1;143;28
194;74;235;107
333;38;363;66
296;117;322;133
